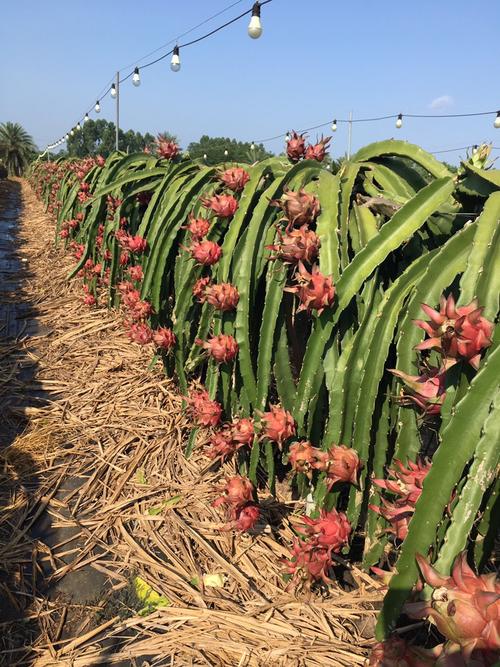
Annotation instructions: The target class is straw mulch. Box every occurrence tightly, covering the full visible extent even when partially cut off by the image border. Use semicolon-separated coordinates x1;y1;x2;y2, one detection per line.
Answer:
1;179;384;666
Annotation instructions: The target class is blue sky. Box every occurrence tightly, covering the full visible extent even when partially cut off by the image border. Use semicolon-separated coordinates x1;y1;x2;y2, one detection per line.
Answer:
2;0;500;162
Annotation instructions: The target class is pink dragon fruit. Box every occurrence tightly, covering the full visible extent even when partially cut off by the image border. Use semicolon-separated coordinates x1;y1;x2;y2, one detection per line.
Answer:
192;276;211;301
201;193;239;218
205;282;240;311
286;262;335;315
305;136;331;162
195;334;239;363
390;366;446;415
313;444;361;488
183;214;211;240
286;131;307;162
186;388;222;427
153;327;176;351
260;406;296;445
218;167;250;192
272;188;321;227
267;225;320;264
188;240;222;266
230;417;255;445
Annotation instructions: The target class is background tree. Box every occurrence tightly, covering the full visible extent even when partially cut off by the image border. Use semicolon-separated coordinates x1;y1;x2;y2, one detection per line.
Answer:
65;120;162;158
187;135;272;165
0;122;37;176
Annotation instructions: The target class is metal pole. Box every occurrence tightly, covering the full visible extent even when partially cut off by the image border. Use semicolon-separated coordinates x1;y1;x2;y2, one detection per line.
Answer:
115;71;120;152
347;110;353;160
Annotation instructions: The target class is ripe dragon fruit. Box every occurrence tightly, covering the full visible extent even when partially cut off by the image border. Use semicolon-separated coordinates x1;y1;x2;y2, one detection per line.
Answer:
368;636;436;666
283;539;336;586
205;430;238;461
390;366;447;415
187;240;222;266
183;214;211;240
205;282;240;311
405;553;500;658
286;262;335;315
230;417;255;445
212;476;260;532
126;235;148;254
119;251;130;266
126;321;153;345
313;444;361;488
192;276;211;301
259;406;296;445
156;135;180;160
288;441;320;476
369;459;432;541
298;509;352;552
95;155;106;167
267;225;320;264
128;265;143;282
413;295;493;369
201;193;239;218
60;228;69;239
153;327;176;351
195;334;239;363
83;293;96;306
305;136;331;162
272;188;321;227
218;167;250;192
286;131;307;162
186;388;222;427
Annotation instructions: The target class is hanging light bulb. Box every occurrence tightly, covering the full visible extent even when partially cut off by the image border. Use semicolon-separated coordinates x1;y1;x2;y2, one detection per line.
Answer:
494;111;500;129
84;113;89;123
70;128;75;136
224;149;229;157
171;45;181;72
250;142;255;151
285;132;291;142
95;100;101;113
396;113;403;129
248;1;263;39
331;119;337;132
132;67;141;86
111;83;117;98
76;122;81;131
65;133;69;140
203;153;207;161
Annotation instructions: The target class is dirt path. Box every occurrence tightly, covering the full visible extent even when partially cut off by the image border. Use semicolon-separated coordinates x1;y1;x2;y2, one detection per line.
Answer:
0;178;382;666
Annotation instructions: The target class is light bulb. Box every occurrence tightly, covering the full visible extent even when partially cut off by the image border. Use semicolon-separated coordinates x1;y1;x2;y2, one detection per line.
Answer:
285;132;291;141
251;142;255;150
84;113;89;123
76;122;81;131
326;164;331;170
65;133;69;140
331;119;337;132
70;128;75;136
171;45;181;72
494;111;500;129
111;83;117;98
248;2;262;39
203;153;207;160
132;67;141;86
95;100;101;113
396;113;403;129
224;149;228;157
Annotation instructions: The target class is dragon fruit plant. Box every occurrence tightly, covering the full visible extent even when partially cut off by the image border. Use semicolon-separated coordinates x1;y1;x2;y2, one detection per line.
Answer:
31;138;500;658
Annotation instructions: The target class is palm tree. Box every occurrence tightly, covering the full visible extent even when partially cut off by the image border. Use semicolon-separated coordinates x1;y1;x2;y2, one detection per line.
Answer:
0;122;37;176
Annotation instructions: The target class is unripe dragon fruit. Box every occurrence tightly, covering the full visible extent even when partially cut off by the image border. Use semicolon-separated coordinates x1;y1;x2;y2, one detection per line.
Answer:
186;388;222;427
286;131;307;162
272;188;321;227
286;262;335;315
201;193;239;218
192;276;212;301
390;366;446;415
218;167;250;192
413;295;493;369
195;334;239;363
128;265;143;282
267;225;320;264
188;240;222;266
230;417;255;446
260;405;296;445
205;282;240;311
305;136;331;162
405;552;500;658
153;327;176;351
313;444;361;488
183;214;211;240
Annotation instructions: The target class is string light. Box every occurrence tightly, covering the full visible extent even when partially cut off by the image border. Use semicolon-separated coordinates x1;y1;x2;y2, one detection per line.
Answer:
331;119;337;132
495;112;500;129
170;46;181;72
224;149;229;156
95;100;101;113
396;113;403;129
111;83;117;98
70;128;75;136
132;67;141;86
248;1;263;38
251;142;255;150
65;133;69;140
285;132;291;141
203;153;207;161
76;122;81;131
84;113;89;123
